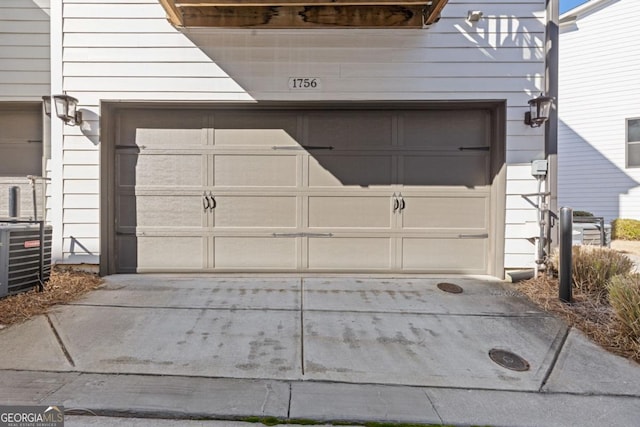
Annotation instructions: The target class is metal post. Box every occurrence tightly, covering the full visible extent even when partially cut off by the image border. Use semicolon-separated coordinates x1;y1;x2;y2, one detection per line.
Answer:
9;186;20;218
27;175;38;221
559;207;572;303
545;0;559;252
38;221;45;291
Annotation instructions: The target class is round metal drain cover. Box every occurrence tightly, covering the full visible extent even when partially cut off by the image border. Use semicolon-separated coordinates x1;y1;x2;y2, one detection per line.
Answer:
489;349;530;371
437;282;463;294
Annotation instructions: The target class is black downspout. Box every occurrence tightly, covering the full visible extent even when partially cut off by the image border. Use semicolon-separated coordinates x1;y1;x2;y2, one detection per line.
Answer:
546;0;560;250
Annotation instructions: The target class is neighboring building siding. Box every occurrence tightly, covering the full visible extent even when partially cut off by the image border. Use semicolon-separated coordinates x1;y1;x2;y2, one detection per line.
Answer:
57;0;547;268
559;0;640;223
0;1;50;225
0;0;50;101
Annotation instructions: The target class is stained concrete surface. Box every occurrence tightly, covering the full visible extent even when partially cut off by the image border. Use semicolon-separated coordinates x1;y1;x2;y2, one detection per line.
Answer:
73;276;301;310
542;329;640;396
425;387;640;427
303;311;566;389
1;275;640;427
303;277;541;315
49;375;290;419
0;316;73;371
48;305;302;379
0;371;78;405
289;382;440;423
0;275;567;390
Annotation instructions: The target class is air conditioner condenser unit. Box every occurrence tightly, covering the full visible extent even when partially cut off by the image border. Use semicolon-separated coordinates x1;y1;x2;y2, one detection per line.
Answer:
0;223;52;298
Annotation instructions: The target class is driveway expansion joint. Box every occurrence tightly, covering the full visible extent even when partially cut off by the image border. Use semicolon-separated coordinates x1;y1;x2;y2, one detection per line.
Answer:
423;389;444;424
539;325;572;392
45;314;76;368
287;382;292;418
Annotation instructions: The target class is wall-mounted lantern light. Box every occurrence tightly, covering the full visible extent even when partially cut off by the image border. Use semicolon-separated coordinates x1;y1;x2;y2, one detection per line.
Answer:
525;94;553;128
42;96;51;117
52;94;82;126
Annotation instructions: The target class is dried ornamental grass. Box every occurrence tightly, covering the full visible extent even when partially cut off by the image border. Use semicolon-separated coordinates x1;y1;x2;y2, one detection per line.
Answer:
0;268;102;327
557;246;635;302
608;275;640;340
515;275;640;363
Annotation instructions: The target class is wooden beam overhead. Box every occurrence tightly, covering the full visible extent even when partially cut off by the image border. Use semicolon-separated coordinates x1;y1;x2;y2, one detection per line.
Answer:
159;0;185;26
424;0;446;25
175;0;429;5
180;5;423;28
160;0;449;28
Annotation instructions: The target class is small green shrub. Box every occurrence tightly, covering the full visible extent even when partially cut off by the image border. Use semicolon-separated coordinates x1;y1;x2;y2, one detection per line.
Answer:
608;275;640;339
573;210;594;217
570;246;635;301
612;218;640;240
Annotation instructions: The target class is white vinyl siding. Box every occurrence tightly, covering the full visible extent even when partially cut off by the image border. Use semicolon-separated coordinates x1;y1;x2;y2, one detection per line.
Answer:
0;0;50;101
559;0;640;222
56;0;548;269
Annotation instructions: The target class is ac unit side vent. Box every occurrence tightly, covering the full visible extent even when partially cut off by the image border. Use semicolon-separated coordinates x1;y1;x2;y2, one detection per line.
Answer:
1;224;52;298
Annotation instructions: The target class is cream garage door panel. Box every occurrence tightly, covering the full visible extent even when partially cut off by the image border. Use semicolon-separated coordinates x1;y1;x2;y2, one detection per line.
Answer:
0;144;42;176
115;110;210;273
117;110;209;148
113;107;497;274
215;128;299;147
306;110;394;148
396;109;491;273
137;236;205;271
402;154;489;187
214;195;297;228
0;105;43;219
117;193;204;232
116;152;208;272
307;237;392;270
400;195;488;230
214;155;298;187
0;106;42;174
132;129;207;148
308;196;392;229
135;194;204;229
308;155;394;187
400;110;489;148
402;238;487;272
213;110;300;147
215;237;298;269
117;152;206;189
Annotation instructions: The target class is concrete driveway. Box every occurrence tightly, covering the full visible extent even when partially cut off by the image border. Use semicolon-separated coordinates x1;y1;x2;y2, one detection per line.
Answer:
2;275;563;389
1;275;640;426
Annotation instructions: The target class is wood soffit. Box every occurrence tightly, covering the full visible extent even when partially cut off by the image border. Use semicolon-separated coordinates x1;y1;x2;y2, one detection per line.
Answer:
158;0;449;28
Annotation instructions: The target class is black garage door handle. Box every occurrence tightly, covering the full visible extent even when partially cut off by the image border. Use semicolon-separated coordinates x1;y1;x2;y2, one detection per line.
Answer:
203;192;210;212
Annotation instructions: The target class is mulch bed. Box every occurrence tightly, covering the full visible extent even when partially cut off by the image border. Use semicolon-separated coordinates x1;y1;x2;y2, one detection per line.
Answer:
0;268;103;328
515;275;640;364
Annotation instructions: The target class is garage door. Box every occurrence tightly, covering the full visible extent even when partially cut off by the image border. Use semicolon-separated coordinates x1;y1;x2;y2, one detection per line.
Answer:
0;104;43;218
112;107;497;274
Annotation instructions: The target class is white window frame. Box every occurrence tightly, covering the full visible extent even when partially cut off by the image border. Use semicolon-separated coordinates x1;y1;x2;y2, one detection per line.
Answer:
626;117;640;168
